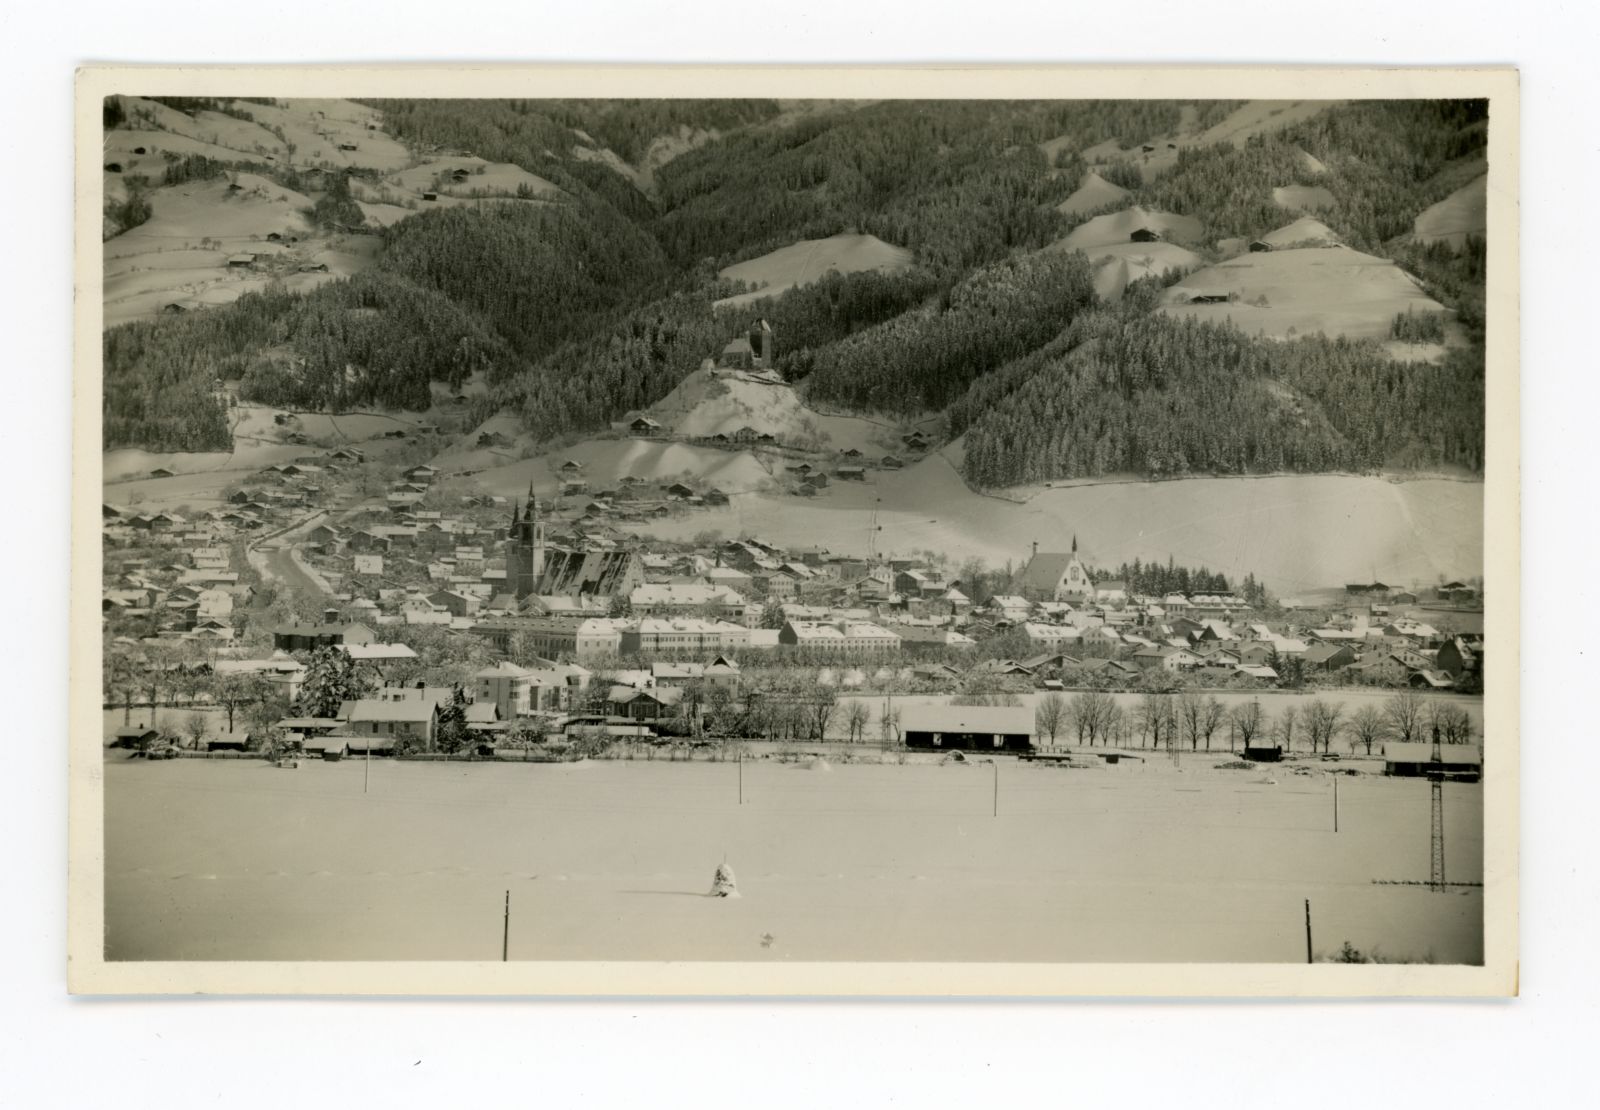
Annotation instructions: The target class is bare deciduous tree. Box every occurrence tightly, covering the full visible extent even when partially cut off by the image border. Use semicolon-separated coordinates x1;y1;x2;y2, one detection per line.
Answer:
1230;699;1263;752
1303;698;1344;755
1275;704;1300;752
1428;701;1476;745
807;690;838;741
1177;690;1205;751
183;710;209;750
843;700;872;743
1138;691;1174;750
1200;695;1226;751
1385;691;1425;745
1036;693;1068;747
879;704;903;749
1348;704;1386;756
1070;690;1119;747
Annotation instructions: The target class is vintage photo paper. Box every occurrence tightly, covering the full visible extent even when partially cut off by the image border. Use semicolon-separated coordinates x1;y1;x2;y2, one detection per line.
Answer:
71;64;1518;996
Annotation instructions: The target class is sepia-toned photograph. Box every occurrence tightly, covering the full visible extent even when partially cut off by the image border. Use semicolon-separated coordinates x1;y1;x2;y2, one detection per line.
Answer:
72;66;1518;995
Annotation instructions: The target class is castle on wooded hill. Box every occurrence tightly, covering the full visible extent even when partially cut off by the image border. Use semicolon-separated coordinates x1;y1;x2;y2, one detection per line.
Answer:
716;318;775;371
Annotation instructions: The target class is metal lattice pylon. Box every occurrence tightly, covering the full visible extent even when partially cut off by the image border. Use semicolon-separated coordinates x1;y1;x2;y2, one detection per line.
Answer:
1428;726;1446;892
1430;777;1446;892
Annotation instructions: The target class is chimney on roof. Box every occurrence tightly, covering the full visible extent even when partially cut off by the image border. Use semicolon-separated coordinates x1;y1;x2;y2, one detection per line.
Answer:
1031;541;1038;558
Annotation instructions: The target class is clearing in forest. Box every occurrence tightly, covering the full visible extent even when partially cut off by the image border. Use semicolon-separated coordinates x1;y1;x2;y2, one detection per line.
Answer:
715;233;914;308
1414;173;1487;248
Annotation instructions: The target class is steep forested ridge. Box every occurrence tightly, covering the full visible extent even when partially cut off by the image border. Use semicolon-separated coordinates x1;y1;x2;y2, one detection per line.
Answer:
651;99;1186;275
956;308;1484;486
103;96;1489;483
784;251;1099;413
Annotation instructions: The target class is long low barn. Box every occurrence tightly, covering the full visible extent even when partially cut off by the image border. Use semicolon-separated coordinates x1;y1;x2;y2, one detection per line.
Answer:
901;704;1034;753
1384;742;1483;782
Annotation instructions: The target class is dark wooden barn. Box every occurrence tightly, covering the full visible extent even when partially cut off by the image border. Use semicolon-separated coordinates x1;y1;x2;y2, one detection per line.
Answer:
901;705;1034;753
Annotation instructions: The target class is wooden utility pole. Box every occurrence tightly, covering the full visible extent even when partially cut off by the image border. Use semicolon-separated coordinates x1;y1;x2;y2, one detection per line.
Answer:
364;738;370;794
992;759;999;818
1333;776;1339;833
738;752;743;806
1304;899;1314;964
502;890;510;962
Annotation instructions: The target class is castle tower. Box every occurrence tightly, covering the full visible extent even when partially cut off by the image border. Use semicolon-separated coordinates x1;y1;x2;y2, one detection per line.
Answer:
750;318;774;369
512;482;545;599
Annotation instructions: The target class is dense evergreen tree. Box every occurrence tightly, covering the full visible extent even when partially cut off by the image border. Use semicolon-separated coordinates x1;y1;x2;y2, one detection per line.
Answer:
788;251;1099;413
310;172;365;229
292;647;373;719
957;311;1484;486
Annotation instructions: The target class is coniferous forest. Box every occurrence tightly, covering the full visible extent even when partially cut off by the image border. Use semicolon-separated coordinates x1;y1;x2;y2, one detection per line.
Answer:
102;95;1488;486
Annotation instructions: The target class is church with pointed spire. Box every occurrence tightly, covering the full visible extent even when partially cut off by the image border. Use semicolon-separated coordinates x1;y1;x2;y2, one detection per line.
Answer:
510;483;546;600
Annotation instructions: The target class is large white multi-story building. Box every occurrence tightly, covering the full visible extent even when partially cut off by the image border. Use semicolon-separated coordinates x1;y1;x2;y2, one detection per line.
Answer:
618;618;751;655
628;583;751;622
472;616;627;658
778;620;901;653
474;660;593;716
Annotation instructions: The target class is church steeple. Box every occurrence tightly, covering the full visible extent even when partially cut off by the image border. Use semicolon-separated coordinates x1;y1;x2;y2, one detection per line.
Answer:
1072;534;1078;554
511;480;546;600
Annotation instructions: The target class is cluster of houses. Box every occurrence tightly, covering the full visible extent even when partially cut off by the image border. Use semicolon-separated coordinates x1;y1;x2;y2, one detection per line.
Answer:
106;430;1482;701
102;442;393;643
622;412;928;494
286;493;1484;696
102;518;254;644
538;464;734;521
106;385;1483;758
159;643;752;755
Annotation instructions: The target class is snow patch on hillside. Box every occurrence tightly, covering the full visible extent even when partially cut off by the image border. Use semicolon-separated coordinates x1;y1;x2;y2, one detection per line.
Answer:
716;233;913;308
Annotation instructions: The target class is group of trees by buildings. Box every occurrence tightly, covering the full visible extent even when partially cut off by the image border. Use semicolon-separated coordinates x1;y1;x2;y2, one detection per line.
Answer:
1035;688;1476;755
1085;556;1267;607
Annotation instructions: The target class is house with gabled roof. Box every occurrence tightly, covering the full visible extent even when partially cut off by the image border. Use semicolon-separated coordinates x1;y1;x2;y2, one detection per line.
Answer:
1133;645;1202;672
1016;540;1092;602
342;697;440;750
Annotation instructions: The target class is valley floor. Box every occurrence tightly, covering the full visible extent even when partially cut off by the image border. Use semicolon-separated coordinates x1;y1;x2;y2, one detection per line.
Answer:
103;756;1484;964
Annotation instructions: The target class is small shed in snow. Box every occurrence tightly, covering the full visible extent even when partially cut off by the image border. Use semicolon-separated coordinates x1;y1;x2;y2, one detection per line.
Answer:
901;705;1034;753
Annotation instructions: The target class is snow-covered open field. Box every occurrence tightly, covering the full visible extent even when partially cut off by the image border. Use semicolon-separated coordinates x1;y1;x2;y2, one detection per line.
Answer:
715;233;914;308
1056;171;1131;217
1158;242;1459;353
1414;172;1487;248
103;756;1482;964
635;454;1484;595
